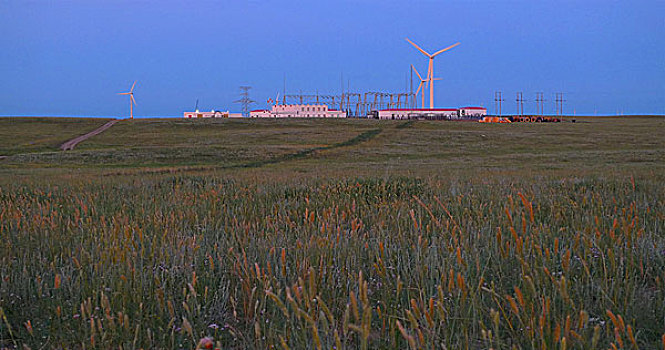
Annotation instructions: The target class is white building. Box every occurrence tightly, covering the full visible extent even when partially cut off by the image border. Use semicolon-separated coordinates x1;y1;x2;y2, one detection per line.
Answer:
183;110;243;118
457;107;487;117
377;107;487;120
250;104;347;118
378;108;458;120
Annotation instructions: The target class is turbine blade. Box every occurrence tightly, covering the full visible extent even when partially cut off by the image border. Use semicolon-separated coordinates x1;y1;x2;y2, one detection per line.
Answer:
130;80;137;93
416;82;423;96
118;92;130;95
405;38;431;57
411;64;423;81
131;95;137;106
431;42;460;57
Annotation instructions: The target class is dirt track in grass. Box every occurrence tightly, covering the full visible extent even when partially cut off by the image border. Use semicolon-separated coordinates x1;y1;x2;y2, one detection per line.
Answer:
60;119;118;151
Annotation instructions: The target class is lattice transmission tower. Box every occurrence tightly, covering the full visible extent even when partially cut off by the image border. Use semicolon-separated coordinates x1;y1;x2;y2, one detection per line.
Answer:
235;86;255;117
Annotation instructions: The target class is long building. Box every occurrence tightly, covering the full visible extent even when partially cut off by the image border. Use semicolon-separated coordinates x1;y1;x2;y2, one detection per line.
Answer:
377;106;487;120
250;104;347;118
183;110;243;118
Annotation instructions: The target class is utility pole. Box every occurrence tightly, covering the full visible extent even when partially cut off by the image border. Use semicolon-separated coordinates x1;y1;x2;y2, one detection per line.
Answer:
516;92;525;116
340;72;344;111
494;91;504;116
347;79;351;116
410;66;414;109
555;92;566;116
535;92;545;115
234;86;255;117
494;91;498;116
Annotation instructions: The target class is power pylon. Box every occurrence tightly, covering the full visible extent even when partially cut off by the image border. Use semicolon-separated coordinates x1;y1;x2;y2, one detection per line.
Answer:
234;86;255;117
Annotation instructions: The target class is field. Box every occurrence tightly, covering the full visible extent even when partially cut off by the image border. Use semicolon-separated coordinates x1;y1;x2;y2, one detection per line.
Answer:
0;117;114;156
1;116;664;349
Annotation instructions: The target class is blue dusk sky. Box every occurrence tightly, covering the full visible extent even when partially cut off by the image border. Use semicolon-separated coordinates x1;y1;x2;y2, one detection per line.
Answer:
1;0;663;117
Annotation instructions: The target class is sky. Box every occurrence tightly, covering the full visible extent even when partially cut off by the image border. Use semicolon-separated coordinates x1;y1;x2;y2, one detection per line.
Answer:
0;0;663;117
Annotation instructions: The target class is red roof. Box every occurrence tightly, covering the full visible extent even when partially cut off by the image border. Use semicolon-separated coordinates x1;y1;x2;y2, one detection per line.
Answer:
250;109;268;112
380;108;457;112
460;107;487;110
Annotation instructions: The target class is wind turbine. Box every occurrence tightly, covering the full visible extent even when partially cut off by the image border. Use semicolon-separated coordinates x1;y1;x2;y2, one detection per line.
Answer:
405;38;459;109
117;81;137;119
411;64;441;109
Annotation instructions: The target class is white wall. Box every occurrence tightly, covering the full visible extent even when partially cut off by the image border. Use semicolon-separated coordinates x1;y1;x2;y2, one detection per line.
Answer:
458;108;487;117
378;109;457;120
183;111;229;118
250;104;346;118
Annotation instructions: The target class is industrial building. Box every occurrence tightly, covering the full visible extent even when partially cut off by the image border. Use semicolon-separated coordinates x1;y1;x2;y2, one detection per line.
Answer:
377;107;486;120
181;38;497;122
183;110;243;118
184;105;484;120
378;108;456;120
250;104;347;118
458;107;488;117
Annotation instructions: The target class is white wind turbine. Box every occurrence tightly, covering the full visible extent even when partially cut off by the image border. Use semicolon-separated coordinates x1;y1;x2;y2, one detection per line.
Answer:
411;64;441;109
406;38;459;109
117;81;137;119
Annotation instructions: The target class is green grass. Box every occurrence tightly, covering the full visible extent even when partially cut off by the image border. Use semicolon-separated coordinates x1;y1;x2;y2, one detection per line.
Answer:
1;117;662;176
0;116;664;349
0;117;112;156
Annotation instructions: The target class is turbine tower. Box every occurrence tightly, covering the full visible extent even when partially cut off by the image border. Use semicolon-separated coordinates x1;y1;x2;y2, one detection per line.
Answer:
117;81;137;119
411;64;441;109
405;38;459;109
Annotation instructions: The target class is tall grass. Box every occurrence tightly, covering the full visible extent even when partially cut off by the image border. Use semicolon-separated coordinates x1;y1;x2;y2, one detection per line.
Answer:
1;175;663;349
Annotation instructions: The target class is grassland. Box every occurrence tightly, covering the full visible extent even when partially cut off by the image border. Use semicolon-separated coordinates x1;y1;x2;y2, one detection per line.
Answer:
0;117;113;156
1;116;664;349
